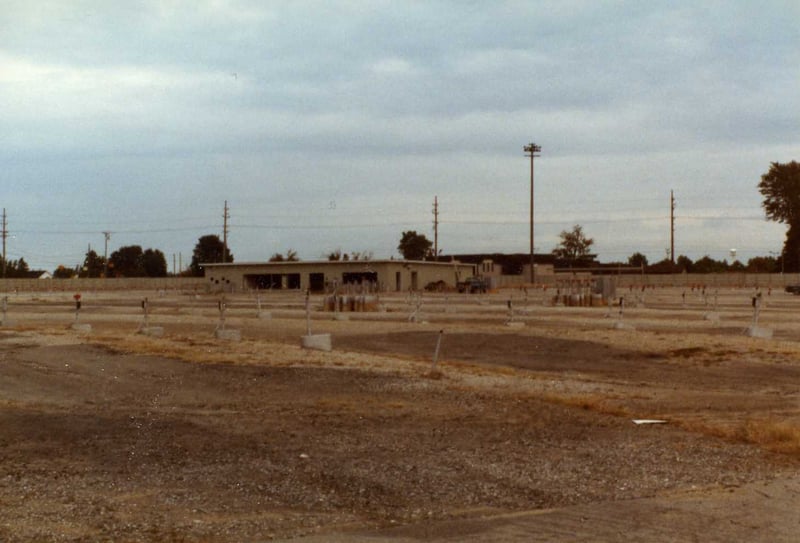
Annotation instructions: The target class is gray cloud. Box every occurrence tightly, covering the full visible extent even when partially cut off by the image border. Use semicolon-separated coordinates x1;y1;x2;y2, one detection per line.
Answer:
1;1;797;270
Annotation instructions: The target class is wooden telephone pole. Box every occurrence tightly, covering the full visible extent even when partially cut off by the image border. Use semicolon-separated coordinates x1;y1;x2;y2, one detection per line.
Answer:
432;196;439;260
1;209;7;278
222;200;230;263
102;231;111;278
670;190;676;264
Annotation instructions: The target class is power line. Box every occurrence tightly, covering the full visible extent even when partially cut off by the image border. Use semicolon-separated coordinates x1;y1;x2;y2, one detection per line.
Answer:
12;226;218;235
7;212;767;239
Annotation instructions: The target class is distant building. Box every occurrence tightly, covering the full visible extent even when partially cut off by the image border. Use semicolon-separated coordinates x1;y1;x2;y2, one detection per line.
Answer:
202;259;476;293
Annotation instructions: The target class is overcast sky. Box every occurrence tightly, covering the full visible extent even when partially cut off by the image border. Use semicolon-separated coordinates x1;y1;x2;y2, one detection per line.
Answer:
2;1;798;272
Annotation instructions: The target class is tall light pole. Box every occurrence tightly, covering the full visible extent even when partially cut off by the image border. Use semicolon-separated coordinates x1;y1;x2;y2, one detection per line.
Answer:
670;190;676;264
1;209;7;279
524;143;541;284
102;231;111;278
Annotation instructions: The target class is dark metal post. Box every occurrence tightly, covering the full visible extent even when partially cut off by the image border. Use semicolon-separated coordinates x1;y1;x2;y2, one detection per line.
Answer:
524;143;541;285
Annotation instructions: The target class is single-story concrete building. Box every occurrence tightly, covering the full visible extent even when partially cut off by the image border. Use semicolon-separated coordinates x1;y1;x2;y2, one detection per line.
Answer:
202;260;478;292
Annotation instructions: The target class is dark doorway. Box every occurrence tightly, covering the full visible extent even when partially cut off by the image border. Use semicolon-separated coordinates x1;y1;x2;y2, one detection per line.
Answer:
286;273;301;289
309;273;325;292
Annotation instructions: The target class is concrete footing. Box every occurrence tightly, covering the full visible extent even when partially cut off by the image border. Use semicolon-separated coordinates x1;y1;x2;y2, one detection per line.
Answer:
746;326;773;339
614;321;636;331
302;334;332;352
257;311;272;319
333;313;350;321
215;328;241;341
139;326;164;337
704;312;721;323
506;321;525;328
71;323;92;333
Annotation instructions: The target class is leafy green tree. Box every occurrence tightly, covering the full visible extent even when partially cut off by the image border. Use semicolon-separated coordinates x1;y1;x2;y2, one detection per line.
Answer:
142;248;168;277
692;255;727;274
109;245;144;277
1;257;29;278
783;224;800;273
16;258;30;277
53;264;76;279
190;235;233;276
628;252;648;268
552;224;594;260
730;260;746;272
328;249;373;261
676;255;693;272
269;249;299;262
107;246;168;277
647;258;678;274
746;256;777;273
398;231;432;260
80;250;106;278
758;161;800;272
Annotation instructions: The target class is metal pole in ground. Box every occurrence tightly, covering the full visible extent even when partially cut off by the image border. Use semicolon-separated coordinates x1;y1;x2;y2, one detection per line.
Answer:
305;289;311;336
217;298;226;332
74;294;82;323
431;329;444;372
751;292;762;328
141;298;149;329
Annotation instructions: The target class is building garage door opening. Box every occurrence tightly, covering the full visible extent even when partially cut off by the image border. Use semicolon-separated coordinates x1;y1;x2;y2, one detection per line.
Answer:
342;272;378;286
245;274;301;290
245;274;279;290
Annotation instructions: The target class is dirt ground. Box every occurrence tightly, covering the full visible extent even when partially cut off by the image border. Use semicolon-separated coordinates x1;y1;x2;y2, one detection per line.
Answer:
2;286;800;541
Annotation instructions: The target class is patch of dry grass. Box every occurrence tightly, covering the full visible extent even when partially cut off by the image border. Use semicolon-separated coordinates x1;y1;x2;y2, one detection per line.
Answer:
540;392;633;418
740;419;800;454
676;417;800;455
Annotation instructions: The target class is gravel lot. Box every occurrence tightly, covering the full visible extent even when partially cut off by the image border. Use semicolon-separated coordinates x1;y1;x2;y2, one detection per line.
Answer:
1;287;800;541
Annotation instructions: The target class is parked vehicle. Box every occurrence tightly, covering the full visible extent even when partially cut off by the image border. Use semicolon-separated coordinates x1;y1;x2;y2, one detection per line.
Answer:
457;276;489;294
785;285;800;295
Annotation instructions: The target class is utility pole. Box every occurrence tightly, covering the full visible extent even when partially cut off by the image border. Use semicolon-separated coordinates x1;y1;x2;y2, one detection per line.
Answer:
222;200;230;263
2;209;7;278
670;190;676;264
524;143;542;285
102;231;111;278
432;196;439;261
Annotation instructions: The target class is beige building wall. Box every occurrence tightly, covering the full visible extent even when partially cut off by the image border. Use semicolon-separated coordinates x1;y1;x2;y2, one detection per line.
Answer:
0;277;205;293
